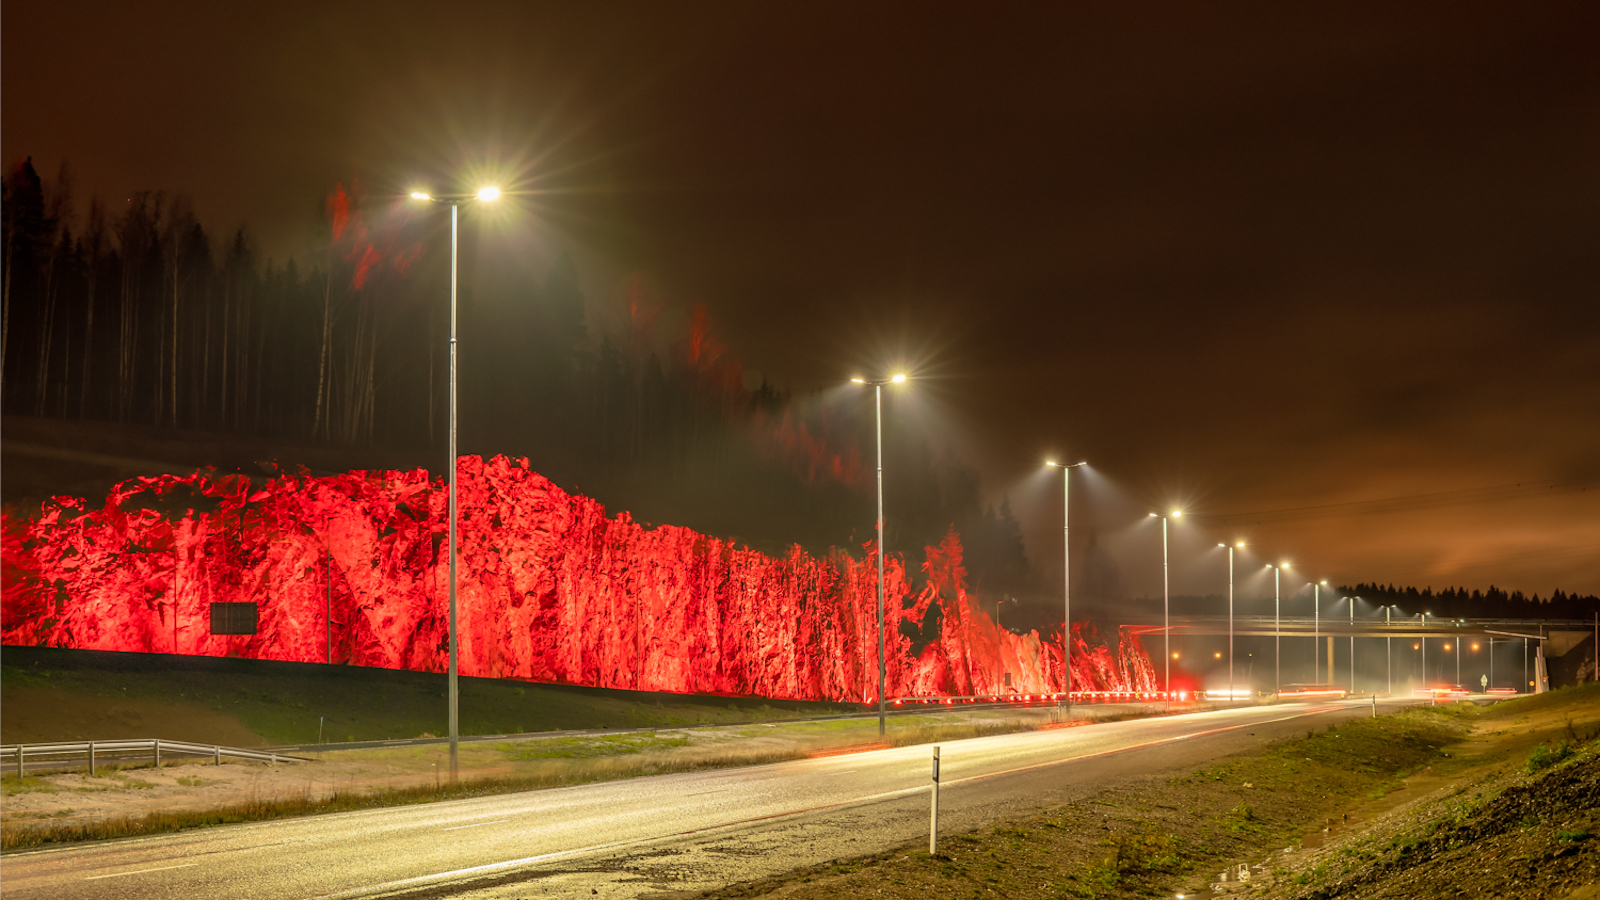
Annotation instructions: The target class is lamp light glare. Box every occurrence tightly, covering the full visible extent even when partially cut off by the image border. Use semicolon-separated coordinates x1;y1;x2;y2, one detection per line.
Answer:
1171;510;1183;518
1046;460;1058;467
477;186;501;201
891;373;907;384
850;377;866;384
410;192;432;200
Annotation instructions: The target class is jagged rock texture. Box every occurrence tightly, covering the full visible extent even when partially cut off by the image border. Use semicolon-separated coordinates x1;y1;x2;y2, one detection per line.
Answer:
1;455;1156;701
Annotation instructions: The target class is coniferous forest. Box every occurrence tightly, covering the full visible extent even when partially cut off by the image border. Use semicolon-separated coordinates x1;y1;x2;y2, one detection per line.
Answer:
1337;583;1598;622
1;158;1033;594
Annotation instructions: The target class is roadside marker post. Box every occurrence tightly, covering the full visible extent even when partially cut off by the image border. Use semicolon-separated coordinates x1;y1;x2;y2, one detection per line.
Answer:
1371;694;1377;718
930;746;941;856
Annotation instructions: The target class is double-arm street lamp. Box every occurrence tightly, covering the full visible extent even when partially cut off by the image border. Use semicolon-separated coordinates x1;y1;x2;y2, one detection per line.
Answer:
1148;511;1182;712
1046;461;1087;716
1218;542;1243;704
409;186;500;780
1348;596;1359;692
1266;563;1288;695
1338;596;1355;691
1312;580;1327;682
852;373;908;736
1383;604;1399;694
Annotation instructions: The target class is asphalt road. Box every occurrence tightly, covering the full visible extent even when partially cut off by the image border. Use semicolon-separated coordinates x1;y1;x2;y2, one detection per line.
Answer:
2;699;1416;899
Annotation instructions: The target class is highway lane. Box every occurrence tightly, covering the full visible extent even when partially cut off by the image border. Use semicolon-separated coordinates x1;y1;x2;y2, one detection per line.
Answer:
2;699;1413;899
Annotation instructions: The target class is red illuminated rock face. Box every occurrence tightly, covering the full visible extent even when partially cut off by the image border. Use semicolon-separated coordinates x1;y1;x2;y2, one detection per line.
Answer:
1;456;1156;701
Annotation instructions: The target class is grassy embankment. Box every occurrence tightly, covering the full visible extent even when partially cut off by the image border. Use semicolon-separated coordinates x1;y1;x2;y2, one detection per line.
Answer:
0;647;859;747
697;683;1600;900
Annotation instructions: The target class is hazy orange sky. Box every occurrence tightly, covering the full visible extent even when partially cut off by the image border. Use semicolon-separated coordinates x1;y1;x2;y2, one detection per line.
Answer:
4;2;1596;598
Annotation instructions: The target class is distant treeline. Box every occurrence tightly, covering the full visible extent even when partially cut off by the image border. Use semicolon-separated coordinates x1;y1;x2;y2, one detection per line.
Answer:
1;158;1029;588
1337;582;1599;621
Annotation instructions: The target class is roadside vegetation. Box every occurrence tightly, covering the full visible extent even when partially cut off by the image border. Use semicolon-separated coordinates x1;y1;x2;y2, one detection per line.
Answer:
0;707;1099;850
700;684;1600;900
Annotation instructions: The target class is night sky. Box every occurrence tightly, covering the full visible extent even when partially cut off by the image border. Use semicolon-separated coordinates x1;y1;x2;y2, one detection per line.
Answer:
5;2;1597;600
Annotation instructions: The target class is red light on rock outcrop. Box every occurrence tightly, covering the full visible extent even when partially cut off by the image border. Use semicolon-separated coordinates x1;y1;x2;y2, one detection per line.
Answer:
1;456;1155;702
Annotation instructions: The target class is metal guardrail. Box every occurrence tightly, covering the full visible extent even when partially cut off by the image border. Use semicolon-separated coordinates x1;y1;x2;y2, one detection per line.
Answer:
0;739;305;776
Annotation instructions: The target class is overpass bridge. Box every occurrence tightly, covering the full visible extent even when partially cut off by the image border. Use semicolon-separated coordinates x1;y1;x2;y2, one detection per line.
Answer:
1117;616;1595;693
1121;615;1589;646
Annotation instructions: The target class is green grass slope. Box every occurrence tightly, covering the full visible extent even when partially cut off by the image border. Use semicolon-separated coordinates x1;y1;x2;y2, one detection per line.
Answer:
0;646;857;746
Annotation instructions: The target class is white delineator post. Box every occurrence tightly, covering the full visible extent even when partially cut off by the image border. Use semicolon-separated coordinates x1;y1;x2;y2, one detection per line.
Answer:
930;746;941;856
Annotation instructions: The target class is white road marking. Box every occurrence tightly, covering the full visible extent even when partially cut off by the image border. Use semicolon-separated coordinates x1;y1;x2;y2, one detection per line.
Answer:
308;705;1346;900
85;863;198;880
443;819;510;831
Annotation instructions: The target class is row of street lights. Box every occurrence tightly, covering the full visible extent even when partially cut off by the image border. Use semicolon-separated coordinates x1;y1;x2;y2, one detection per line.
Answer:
411;194;1513;774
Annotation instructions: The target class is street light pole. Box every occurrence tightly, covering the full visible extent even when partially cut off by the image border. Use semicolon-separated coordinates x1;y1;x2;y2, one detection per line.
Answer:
409;186;499;781
1385;605;1393;694
1421;612;1428;686
1314;582;1320;683
1149;511;1181;712
1047;461;1086;716
448;200;459;780
1219;543;1241;704
1267;564;1286;696
853;373;907;736
1349;595;1357;693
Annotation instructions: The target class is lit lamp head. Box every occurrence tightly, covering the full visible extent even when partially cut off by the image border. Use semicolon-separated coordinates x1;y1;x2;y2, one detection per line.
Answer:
851;372;910;387
409;187;499;202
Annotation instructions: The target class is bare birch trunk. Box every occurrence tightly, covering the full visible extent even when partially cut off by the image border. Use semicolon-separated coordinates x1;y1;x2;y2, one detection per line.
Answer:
313;264;333;439
34;237;59;414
